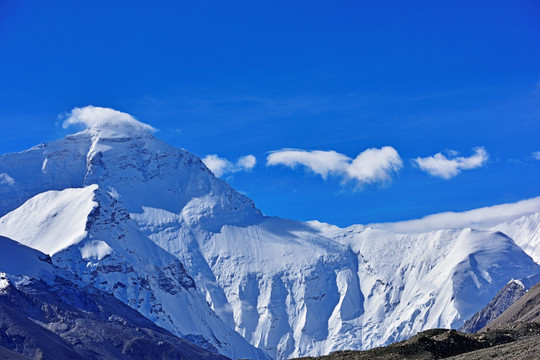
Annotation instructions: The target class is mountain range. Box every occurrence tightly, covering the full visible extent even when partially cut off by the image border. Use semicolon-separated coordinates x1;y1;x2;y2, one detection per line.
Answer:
0;118;539;359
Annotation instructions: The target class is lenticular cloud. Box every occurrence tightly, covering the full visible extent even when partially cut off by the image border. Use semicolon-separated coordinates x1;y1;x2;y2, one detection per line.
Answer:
62;105;156;136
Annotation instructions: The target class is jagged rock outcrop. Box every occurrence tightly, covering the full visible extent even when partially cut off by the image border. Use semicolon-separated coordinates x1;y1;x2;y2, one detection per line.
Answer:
459;275;540;333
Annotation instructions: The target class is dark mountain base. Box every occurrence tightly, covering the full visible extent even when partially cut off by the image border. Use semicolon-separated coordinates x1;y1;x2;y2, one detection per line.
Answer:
446;333;540;360
296;322;540;360
0;276;228;360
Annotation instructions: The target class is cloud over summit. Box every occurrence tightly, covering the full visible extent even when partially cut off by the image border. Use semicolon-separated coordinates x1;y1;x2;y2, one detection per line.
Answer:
266;147;402;188
62;106;156;137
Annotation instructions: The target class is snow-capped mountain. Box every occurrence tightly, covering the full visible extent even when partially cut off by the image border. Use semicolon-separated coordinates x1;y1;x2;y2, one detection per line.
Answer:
1;111;539;359
0;184;266;360
0;235;230;360
492;213;540;264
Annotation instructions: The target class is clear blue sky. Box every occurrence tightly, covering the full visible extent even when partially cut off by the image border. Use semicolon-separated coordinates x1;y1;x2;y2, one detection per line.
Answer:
1;0;539;226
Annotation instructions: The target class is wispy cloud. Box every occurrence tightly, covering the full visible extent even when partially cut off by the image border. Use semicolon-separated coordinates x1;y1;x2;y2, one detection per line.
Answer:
266;147;402;188
62;105;156;136
370;196;540;233
414;147;488;179
202;154;256;178
0;173;14;185
532;151;540;160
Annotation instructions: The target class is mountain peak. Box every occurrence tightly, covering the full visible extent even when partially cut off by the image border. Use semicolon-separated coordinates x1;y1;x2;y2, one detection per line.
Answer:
62;105;156;139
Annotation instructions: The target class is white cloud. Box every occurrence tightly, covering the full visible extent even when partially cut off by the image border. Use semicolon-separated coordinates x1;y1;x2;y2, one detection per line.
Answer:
266;147;402;187
532;151;540;160
266;149;350;179
202;155;231;177
0;173;14;185
62;105;156;137
369;196;540;234
237;155;256;171
346;147;402;184
202;154;257;178
414;147;488;179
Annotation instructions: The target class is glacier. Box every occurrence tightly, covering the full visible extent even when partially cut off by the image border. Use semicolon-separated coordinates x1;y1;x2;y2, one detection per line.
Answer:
0;120;539;359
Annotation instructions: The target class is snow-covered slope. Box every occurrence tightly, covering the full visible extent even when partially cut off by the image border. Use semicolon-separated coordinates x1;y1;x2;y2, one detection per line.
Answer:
0;236;230;360
142;214;537;359
0;117;539;359
0;185;266;360
0;235;56;284
492;213;540;264
0;185;97;255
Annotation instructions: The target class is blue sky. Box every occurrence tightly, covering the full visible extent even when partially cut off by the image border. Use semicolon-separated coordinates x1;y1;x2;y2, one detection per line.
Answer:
1;0;539;227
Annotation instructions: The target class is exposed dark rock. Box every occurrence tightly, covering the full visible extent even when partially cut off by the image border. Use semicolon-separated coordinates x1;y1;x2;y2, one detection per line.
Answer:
481;280;540;328
460;274;540;333
0;277;228;360
460;280;526;333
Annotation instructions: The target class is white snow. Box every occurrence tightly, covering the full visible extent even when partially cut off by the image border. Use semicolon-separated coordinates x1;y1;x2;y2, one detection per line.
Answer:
492;213;540;264
80;240;113;260
141;212;539;359
0;272;9;291
0;185;98;255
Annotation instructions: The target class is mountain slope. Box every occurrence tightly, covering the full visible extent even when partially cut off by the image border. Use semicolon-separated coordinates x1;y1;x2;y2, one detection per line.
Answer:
153;219;538;359
0;187;266;360
459;280;526;334
0;236;229;360
492;213;540;264
481;279;540;327
460;274;540;333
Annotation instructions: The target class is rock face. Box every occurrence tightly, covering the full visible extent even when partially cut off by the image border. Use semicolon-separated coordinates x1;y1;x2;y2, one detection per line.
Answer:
0;236;229;360
481;279;540;328
459;275;540;333
1;124;540;359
